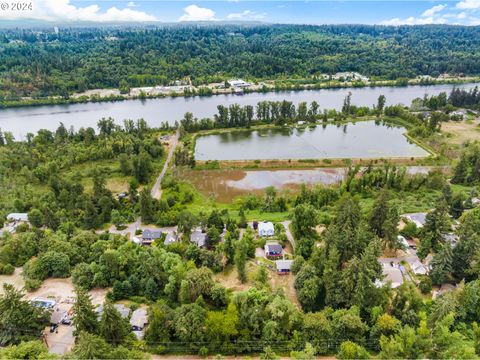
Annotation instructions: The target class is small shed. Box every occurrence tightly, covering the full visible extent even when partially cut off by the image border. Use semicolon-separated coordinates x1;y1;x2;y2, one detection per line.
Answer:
276;260;293;275
258;221;274;237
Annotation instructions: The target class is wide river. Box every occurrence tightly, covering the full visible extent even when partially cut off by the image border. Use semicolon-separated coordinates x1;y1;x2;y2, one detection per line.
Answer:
0;83;478;139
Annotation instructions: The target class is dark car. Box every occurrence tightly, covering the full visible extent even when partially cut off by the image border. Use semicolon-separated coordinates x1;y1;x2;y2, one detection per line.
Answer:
50;324;58;333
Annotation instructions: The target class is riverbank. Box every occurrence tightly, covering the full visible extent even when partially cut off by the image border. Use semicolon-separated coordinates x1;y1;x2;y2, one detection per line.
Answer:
1;77;478;110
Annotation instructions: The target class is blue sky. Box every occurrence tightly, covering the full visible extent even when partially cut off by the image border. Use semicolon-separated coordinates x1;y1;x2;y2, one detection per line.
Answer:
1;0;480;25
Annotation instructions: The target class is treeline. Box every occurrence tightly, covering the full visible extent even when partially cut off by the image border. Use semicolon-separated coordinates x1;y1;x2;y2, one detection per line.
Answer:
415;86;480;111
178;97;383;132
0;119;163;231
2;24;480;98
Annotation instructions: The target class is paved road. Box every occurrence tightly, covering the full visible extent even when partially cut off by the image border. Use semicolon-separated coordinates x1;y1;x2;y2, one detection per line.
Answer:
151;131;179;200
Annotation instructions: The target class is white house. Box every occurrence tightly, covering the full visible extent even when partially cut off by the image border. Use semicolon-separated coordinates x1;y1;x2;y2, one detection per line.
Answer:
258;221;275;237
6;213;29;222
409;258;428;275
228;79;251;88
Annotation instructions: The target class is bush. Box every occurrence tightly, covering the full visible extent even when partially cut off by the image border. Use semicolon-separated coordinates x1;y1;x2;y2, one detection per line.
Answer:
419;277;432;294
198;346;208;357
400;221;418;239
23;251;70;280
0;263;15;275
24;278;42;292
337;341;370;359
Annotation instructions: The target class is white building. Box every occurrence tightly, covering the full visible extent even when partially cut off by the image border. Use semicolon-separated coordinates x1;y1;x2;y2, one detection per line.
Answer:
332;72;369;82
228;79;251;88
6;213;29;222
258;221;275;237
409;258;428;275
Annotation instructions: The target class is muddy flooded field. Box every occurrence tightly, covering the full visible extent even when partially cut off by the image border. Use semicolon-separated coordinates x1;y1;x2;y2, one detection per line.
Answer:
178;166;439;203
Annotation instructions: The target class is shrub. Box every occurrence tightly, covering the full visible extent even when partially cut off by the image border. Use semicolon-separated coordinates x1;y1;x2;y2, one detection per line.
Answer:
0;263;15;275
419;277;432;294
337;341;370;359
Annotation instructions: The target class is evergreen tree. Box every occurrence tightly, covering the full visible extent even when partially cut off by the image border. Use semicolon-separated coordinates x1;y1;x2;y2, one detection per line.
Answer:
418;200;450;259
0;285;49;346
430;244;453;285
139;188;155;224
73;286;99;337
99;300;130;345
369;190;389;238
235;238;248;283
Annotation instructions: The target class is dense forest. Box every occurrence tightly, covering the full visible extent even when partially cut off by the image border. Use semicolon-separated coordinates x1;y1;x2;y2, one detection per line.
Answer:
1;24;480;98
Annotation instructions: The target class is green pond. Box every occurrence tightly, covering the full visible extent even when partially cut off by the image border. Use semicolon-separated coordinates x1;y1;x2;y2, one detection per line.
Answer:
194;121;430;161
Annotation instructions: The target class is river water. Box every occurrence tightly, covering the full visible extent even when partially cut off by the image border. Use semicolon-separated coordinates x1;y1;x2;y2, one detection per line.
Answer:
0;83;478;139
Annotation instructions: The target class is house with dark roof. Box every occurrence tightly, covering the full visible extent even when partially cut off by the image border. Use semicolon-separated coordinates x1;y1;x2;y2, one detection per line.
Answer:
264;242;283;259
141;229;163;245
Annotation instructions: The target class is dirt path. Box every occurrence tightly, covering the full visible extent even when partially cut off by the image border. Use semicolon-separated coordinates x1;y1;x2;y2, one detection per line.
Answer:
151;131;179;199
281;221;295;250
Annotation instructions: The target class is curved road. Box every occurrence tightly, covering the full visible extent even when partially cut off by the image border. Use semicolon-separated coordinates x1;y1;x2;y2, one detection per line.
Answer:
151;131;178;199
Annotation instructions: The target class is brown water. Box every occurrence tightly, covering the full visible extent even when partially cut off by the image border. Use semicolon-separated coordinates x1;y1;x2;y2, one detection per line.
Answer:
179;166;436;203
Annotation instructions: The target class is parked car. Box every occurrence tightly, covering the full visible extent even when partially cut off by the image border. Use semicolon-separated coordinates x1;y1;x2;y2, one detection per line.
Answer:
61;314;72;325
50;324;58;333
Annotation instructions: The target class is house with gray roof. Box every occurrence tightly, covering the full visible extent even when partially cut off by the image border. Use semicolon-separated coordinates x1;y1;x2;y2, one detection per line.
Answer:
276;260;293;275
191;230;207;247
403;213;427;228
164;231;178;245
141;229;163;245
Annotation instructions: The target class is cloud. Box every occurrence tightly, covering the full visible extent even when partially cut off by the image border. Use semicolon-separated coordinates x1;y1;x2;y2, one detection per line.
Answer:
127;2;137;8
456;0;480;9
380;16;447;25
422;4;447;17
226;10;266;20
0;0;156;22
179;4;216;21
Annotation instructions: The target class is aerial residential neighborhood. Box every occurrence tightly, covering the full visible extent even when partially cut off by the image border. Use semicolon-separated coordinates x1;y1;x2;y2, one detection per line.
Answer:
1;3;480;359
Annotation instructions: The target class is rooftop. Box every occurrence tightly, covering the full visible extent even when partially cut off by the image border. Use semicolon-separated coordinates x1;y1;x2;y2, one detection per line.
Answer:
142;229;163;240
276;260;293;271
191;230;207;247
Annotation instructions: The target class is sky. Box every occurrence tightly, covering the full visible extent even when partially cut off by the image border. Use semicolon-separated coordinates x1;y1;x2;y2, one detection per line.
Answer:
1;0;480;26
